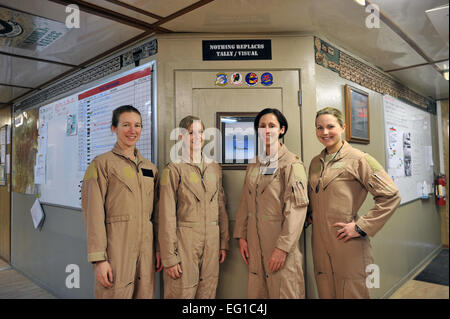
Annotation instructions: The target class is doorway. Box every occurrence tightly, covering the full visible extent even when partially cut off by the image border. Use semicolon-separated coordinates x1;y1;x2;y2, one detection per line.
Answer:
174;69;303;298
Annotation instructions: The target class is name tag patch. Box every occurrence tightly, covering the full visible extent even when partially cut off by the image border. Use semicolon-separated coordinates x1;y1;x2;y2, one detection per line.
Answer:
141;168;154;177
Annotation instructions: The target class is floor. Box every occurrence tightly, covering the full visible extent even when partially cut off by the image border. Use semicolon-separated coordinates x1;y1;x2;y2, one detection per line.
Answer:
0;254;448;299
388;249;449;299
0;258;56;299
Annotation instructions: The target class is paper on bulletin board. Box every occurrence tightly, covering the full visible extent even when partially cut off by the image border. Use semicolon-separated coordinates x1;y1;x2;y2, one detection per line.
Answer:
30;198;44;229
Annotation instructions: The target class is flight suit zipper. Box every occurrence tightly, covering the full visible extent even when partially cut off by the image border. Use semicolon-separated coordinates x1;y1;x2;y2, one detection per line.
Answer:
254;171;269;281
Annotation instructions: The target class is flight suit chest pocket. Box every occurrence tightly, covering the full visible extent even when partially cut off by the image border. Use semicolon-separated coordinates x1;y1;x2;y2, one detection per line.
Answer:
141;168;154;192
322;167;351;190
110;171;134;193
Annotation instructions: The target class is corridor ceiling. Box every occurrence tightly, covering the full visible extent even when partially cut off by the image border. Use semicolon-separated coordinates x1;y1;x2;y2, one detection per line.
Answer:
0;0;448;106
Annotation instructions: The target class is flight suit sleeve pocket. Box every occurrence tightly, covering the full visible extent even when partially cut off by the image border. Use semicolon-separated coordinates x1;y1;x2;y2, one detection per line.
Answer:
292;181;309;207
368;173;397;197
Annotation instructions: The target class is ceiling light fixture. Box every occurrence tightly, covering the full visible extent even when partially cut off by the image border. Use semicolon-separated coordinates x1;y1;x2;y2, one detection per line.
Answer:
443;63;449;81
353;0;366;6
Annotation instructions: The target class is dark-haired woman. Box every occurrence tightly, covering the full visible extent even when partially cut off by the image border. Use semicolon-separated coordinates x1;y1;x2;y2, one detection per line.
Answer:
233;108;309;298
81;105;162;298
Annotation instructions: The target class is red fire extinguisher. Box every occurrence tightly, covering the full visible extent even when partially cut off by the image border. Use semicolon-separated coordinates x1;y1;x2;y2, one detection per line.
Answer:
435;174;447;206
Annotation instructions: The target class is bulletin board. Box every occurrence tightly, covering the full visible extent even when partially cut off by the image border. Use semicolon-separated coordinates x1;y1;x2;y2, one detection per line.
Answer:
383;95;434;204
35;62;155;209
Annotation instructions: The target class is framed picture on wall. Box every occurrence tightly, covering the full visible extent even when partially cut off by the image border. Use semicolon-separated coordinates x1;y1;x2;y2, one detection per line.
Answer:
216;112;258;170
344;84;370;144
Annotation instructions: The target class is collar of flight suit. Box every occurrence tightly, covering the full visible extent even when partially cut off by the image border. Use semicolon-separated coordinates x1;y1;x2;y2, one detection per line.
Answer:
253;143;289;194
318;140;353;190
318;140;352;163
257;142;289;166
179;151;217;198
180;150;214;169
111;142;144;168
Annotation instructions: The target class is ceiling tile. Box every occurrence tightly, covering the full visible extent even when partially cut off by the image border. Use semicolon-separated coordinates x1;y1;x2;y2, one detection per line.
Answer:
0;0;143;66
390;65;449;99
0;55;72;88
372;0;449;61
0;85;30;103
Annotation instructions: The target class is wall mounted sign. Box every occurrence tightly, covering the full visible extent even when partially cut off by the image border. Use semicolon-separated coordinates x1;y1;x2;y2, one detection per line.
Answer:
215;73;228;86
231;72;243;86
261;72;273;86
245;72;258;86
203;39;272;60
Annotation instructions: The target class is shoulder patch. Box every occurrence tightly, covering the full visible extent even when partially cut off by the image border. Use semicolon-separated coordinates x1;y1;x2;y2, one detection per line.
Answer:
160;168;170;186
292;162;307;181
364;154;383;172
83;161;97;181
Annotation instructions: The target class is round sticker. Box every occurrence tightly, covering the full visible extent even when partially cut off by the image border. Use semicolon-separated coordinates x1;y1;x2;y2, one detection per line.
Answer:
231;72;243;86
215;73;227;86
245;72;258;86
261;72;273;86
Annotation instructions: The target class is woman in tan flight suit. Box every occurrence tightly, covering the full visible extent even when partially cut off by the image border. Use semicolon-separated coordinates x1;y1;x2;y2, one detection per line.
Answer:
307;107;401;299
233;108;309;299
81;105;162;299
158;115;230;299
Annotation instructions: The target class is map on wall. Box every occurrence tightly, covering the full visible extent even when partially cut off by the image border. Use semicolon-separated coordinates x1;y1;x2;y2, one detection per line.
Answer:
12;108;39;194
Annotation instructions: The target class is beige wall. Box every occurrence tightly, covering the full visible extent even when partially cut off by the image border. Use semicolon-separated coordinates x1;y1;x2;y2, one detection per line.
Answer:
315;65;442;298
155;33;442;299
156;34;319;298
0;105;12;262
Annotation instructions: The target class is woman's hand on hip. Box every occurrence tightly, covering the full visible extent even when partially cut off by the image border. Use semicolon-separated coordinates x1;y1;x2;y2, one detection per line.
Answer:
333;221;360;242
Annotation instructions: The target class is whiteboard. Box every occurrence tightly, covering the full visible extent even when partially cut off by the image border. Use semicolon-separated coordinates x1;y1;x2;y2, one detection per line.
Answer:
37;62;155;209
383;95;434;204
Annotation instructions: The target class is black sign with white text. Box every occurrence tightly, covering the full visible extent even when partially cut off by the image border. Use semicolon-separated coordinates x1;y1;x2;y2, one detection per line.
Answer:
202;40;272;60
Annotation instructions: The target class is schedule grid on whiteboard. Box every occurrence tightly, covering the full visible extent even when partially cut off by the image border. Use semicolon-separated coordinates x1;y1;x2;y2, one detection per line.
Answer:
38;63;154;209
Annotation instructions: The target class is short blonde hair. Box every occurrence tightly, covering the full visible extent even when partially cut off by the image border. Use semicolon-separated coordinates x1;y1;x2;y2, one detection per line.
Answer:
316;107;345;128
178;115;205;131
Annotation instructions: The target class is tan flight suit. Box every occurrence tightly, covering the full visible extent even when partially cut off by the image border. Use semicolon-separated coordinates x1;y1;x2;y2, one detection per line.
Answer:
233;144;309;299
308;141;401;299
81;143;159;299
157;155;230;299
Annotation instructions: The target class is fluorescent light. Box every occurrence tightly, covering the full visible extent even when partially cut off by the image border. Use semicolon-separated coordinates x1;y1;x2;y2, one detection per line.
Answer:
354;0;366;6
444;71;449;81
